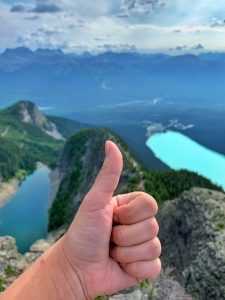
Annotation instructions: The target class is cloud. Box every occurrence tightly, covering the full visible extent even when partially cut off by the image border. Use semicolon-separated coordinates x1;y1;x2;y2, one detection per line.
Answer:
211;20;225;28
98;98;162;109
31;3;63;13
38;106;54;111
2;0;225;53
16;25;65;49
169;45;188;51
100;82;111;91
24;15;40;21
117;13;130;18
10;2;63;14
191;43;204;50
120;0;167;16
169;43;204;52
97;43;137;52
10;4;26;12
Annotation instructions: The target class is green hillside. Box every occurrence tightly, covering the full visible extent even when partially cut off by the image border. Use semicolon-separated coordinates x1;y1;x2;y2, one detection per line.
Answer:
0;101;64;180
47;115;90;139
49;128;221;231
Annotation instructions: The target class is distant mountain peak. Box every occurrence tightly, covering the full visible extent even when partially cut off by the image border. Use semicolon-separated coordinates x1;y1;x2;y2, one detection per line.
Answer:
2;47;34;57
1;47;64;58
35;48;64;56
13;100;44;124
9;101;65;141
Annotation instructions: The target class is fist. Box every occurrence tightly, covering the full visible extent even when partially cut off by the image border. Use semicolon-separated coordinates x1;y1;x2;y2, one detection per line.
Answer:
62;141;161;299
110;191;161;280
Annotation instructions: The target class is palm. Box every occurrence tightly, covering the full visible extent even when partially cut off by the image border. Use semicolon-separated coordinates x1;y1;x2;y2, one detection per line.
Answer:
63;141;161;299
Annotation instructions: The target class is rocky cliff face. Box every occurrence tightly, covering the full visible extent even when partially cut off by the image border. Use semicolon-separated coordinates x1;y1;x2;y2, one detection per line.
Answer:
48;128;145;230
158;188;225;300
0;229;65;292
12;101;65;141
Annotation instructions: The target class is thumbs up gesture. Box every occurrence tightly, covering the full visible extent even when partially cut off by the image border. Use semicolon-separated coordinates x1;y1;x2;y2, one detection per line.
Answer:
61;141;161;299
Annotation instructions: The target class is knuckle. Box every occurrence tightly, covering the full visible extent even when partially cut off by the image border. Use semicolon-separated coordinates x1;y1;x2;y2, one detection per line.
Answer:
146;195;158;215
152;259;162;279
150;217;159;237
150;238;161;258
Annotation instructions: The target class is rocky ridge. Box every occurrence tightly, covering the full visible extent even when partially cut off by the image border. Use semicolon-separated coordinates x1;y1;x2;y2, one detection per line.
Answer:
0;229;65;292
158;187;225;300
13;101;65;141
48;128;145;230
0;234;192;300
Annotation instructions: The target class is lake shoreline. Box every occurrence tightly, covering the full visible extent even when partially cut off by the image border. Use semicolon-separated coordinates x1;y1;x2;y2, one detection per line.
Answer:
146;130;225;191
0;164;52;253
0;163;52;210
0;179;20;209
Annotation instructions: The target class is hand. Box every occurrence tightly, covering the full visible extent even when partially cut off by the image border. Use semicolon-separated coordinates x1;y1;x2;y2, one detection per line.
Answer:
60;141;161;299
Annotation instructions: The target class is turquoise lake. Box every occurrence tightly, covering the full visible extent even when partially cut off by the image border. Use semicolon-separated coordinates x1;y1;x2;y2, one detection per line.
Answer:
0;165;51;253
146;131;225;191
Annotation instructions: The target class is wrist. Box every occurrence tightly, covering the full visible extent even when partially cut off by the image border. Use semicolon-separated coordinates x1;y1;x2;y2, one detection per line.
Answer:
44;237;91;300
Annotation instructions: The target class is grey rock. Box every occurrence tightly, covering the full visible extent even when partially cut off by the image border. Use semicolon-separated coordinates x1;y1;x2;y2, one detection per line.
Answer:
16;101;65;141
158;188;225;300
0;228;65;291
29;239;52;253
109;289;142;300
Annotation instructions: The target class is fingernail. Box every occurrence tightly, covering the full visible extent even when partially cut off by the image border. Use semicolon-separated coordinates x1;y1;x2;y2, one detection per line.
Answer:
105;141;111;156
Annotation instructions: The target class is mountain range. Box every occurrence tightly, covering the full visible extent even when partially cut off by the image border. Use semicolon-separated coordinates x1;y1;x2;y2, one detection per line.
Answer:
1;48;225;111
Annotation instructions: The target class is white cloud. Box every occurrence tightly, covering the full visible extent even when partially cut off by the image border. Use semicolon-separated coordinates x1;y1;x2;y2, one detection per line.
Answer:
121;0;167;16
38;106;54;111
98;98;162;109
1;0;225;53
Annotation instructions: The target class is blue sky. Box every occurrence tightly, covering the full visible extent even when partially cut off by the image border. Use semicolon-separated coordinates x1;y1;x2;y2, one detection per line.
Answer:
0;0;225;53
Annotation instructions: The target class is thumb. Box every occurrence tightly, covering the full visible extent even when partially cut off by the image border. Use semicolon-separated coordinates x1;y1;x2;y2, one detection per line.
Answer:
83;140;123;209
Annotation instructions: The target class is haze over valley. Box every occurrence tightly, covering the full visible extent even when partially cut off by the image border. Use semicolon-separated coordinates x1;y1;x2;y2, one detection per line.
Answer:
1;48;225;169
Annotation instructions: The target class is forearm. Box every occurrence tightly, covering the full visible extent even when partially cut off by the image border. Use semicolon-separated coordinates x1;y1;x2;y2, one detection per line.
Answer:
1;238;87;300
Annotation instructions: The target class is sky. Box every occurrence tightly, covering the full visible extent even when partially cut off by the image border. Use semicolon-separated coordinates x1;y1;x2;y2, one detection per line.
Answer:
1;0;225;53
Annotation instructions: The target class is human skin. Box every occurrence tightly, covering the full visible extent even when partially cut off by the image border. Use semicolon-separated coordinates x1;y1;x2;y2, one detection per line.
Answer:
1;141;161;300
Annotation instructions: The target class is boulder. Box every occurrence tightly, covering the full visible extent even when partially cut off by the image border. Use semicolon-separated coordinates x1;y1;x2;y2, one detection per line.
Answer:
158;188;225;300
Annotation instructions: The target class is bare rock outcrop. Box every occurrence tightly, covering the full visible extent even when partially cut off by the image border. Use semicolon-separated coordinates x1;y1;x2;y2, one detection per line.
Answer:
158;188;225;300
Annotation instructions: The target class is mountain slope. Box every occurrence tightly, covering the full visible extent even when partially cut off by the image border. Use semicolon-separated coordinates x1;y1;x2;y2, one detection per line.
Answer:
1;48;225;109
48;128;142;230
48;128;221;230
0;101;85;181
47;115;90;139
